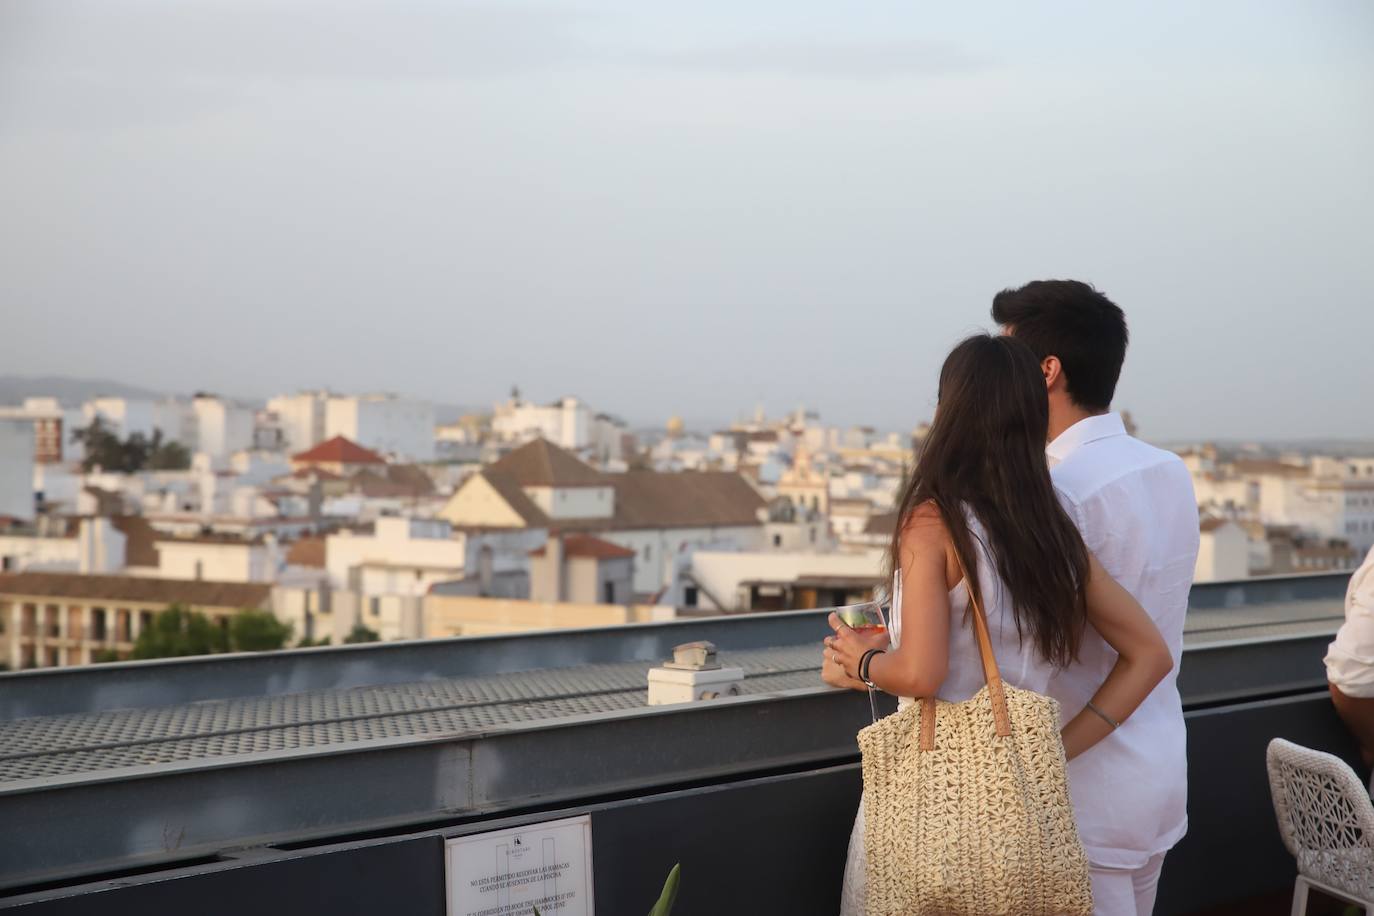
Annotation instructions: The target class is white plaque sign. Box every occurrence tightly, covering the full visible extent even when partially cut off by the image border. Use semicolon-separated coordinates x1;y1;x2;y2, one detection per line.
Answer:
445;815;595;916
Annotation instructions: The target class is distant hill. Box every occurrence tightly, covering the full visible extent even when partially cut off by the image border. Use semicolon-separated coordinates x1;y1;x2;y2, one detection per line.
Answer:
0;375;168;407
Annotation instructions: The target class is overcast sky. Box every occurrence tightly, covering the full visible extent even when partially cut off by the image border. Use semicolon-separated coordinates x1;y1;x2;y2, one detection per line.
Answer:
1;1;1371;440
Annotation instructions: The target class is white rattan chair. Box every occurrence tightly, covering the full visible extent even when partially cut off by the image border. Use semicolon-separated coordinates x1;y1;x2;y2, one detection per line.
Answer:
1267;738;1374;915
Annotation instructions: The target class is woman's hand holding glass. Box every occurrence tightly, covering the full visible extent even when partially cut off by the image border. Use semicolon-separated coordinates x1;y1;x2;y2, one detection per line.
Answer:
824;603;892;689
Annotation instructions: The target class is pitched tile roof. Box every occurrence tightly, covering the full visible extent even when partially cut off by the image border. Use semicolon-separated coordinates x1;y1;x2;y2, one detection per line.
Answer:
863;511;899;536
347;464;437;499
487;439;605;487
608;470;764;529
0;572;272;609
292;436;385;465
466;467;764;532
530;534;636;560
285;536;326;568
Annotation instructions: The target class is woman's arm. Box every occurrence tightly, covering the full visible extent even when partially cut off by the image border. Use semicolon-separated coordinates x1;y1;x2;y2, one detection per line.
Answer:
1060;552;1174;760
829;503;952;698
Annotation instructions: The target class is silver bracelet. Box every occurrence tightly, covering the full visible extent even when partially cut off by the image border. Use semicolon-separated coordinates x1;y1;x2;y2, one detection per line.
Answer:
1086;701;1121;730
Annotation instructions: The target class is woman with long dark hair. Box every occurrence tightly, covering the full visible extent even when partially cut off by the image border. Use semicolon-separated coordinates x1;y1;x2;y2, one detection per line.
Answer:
826;334;1174;916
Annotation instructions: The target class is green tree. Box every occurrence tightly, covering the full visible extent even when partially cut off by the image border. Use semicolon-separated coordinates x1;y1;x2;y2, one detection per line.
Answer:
131;604;229;659
343;624;380;644
71;420;191;473
296;634;332;648
146;429;192;471
72;416;127;472
228;609;293;652
91;649;120;664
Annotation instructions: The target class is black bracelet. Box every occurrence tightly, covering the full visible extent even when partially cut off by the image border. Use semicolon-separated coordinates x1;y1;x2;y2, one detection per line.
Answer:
858;649;884;688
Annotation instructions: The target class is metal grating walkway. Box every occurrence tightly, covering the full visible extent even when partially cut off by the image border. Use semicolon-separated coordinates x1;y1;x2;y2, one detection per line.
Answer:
0;646;822;785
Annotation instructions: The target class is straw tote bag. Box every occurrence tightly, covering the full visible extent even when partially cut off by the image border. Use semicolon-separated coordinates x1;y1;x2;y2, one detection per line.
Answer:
856;549;1093;916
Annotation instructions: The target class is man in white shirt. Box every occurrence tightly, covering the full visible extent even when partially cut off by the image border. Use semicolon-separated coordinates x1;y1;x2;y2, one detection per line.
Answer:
1325;546;1374;771
995;280;1200;916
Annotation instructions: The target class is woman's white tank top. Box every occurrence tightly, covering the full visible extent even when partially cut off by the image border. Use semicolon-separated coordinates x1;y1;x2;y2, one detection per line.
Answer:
891;510;1057;706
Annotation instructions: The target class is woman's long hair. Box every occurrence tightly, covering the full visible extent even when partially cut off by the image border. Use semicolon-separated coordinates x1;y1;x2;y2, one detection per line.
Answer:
889;334;1090;668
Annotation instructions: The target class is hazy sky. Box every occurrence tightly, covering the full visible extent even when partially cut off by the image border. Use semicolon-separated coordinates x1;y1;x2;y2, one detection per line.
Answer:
1;1;1371;440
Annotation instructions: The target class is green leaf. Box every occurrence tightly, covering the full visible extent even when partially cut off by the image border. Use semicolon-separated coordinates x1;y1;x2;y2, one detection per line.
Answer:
647;863;680;916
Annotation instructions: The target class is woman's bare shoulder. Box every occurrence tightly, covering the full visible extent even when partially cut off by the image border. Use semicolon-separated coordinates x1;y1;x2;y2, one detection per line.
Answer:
899;500;951;551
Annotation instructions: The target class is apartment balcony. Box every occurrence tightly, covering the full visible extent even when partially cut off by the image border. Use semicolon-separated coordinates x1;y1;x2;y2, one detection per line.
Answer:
0;572;1356;915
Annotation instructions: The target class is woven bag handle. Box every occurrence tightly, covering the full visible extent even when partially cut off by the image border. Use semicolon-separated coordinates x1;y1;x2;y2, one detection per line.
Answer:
918;537;1012;751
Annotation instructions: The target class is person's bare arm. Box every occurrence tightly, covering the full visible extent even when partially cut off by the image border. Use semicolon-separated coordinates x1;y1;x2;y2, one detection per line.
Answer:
1060;553;1174;760
829;503;951;698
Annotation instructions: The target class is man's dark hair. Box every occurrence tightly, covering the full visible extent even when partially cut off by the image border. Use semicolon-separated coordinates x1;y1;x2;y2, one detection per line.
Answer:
991;280;1128;412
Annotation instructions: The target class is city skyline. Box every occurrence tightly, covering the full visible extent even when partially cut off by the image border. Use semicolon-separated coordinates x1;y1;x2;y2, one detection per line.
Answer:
2;1;1372;441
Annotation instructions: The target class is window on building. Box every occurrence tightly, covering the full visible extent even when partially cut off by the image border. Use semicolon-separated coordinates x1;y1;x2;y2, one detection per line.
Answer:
91;608;107;641
139;611;153;633
773;534;782;547
684;586;698;607
643;545;651;561
809;527;817;544
370;596;381;617
194;560;204;581
603;581;615;604
1;556;12;571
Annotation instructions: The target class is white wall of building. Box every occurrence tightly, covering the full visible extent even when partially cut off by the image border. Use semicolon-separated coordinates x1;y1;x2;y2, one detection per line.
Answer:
268;391;330;453
325;395;435;460
1193;475;1256;513
229;451;292;486
325;517;466;593
1195;522;1249;582
684;548;885;612
0;420;35;519
524;485;615;520
0;529;80;572
157;539;279;582
76;517;127;573
192;396;255;461
600;525;765;596
491;396;625;462
1313;457;1374;480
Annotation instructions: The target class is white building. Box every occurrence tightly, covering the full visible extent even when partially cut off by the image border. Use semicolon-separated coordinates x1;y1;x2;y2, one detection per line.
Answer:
0;420;36;520
191;394;255;462
325;394;435;461
156;535;283;583
0;398;83;464
677;548;885;612
266;391;330;454
322;517;466;641
1195;518;1249;582
1245;459;1374;557
325;517;466;597
491;394;625;464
